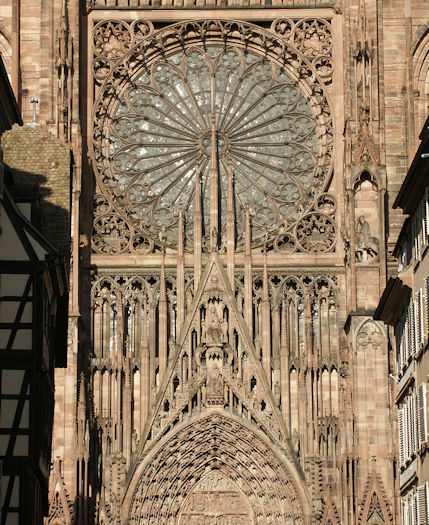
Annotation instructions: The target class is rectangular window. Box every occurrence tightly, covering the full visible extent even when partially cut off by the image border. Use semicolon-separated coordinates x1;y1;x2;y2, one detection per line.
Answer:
399;391;422;466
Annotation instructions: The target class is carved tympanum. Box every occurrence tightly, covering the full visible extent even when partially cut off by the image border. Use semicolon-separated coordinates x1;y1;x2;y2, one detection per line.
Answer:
128;413;306;524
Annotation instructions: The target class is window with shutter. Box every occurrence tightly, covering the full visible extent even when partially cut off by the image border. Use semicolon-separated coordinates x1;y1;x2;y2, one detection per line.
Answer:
404;403;409;462
413;491;419;525
408;301;416;359
415;214;421;261
408;395;416;457
417;383;428;449
418;483;428;525
403;498;409;525
419;289;426;347
411;393;418;454
423;186;429;248
411;493;417;525
416;290;424;348
426;277;429;338
406;307;410;360
399;407;405;466
422;197;428;248
426;483;429;524
402;316;407;370
396;321;404;372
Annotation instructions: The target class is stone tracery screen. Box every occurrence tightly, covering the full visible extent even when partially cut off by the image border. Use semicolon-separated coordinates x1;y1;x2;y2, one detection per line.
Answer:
90;19;335;254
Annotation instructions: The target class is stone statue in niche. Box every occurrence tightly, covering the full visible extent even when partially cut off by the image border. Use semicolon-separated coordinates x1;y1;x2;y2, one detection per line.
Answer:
206;305;223;345
198;299;234;405
274;381;281;407
355;215;379;262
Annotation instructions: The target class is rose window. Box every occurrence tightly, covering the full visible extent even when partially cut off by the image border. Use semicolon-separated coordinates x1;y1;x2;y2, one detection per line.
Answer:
104;44;330;248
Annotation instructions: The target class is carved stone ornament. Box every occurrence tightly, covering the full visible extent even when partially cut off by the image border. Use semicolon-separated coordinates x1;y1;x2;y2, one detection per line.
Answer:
92;194;154;254
356;320;383;352
126;413;308;524
295;213;336;253
91;19;334;252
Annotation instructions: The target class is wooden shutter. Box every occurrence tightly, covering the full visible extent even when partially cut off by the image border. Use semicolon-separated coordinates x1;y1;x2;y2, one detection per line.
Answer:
422;195;428;247
408;301;416;360
423;187;429;248
403;499;408;525
417;288;426;346
399;407;405;465
418;483;428;525
426;277;429;340
418;383;428;449
405;399;411;461
415;213;421;260
411;493;417;525
416;492;421;525
416;292;423;348
410;394;419;452
396;323;403;372
408;395;417;457
426;483;429;524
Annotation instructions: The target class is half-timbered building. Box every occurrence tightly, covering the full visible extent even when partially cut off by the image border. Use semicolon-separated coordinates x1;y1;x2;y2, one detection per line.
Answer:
0;56;69;524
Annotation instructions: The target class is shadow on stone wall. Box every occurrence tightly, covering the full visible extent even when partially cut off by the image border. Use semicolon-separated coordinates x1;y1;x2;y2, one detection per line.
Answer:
1;124;72;256
5;164;71;256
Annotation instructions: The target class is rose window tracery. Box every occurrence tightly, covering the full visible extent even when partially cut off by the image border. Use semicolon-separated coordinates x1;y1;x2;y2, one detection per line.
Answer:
93;21;334;250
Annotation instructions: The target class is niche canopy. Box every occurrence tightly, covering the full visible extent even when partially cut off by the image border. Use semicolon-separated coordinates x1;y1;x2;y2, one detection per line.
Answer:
92;20;333;250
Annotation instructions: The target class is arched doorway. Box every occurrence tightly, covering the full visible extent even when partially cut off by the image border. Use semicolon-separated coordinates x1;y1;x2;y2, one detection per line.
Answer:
123;412;311;524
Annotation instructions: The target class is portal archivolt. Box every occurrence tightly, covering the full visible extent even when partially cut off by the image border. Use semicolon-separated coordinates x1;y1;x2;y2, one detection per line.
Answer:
124;412;310;524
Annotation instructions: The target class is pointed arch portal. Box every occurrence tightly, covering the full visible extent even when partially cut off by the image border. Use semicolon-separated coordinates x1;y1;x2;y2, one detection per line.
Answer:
123;412;310;524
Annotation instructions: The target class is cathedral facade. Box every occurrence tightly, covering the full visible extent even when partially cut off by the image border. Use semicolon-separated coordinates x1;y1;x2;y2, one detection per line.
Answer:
1;0;429;523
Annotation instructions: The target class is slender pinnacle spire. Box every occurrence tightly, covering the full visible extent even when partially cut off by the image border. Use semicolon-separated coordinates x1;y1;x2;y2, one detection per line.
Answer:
160;248;166;303
209;112;219;251
280;296;287;351
159;247;167;378
263;249;269;303
262;248;271;383
227;160;234;216
178;202;184;258
194;165;201;213
227;159;235;285
177;202;185;331
244;203;253;337
194;164;202;292
143;296;148;349
245;204;251;257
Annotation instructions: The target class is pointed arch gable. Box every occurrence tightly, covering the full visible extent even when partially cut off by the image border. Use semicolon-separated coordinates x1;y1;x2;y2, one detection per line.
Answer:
137;253;289;452
321;496;341;525
47;461;73;524
122;411;311;524
358;473;393;525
